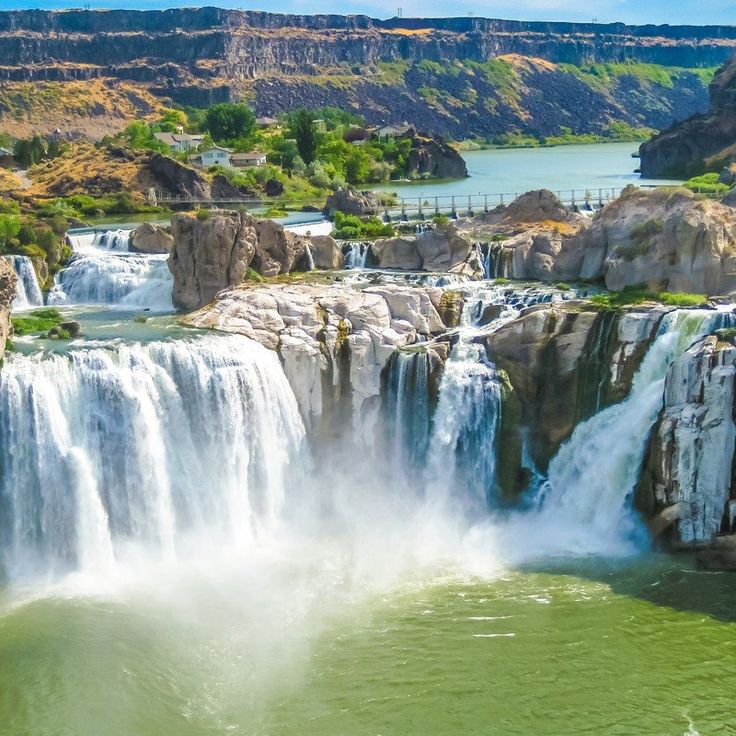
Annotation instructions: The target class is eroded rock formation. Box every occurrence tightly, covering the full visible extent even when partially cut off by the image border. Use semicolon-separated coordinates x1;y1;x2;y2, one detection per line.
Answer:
323;188;380;217
130;222;173;254
0;258;16;361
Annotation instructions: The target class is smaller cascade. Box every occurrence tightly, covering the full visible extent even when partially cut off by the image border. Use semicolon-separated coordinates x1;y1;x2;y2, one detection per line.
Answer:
343;242;371;269
537;308;736;552
481;242;513;280
3;255;43;310
304;244;315;271
383;349;433;471
54;227;173;310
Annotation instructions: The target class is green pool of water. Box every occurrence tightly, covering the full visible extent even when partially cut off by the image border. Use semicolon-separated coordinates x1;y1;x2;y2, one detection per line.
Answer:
1;555;733;735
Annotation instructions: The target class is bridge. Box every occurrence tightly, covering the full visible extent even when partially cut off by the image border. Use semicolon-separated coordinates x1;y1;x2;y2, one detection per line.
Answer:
149;184;717;222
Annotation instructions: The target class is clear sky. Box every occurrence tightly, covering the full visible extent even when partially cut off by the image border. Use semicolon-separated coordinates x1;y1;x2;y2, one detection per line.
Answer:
1;0;735;26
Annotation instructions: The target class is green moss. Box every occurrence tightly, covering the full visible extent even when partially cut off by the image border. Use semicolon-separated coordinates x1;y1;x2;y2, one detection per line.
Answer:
715;327;736;343
589;287;706;310
11;307;63;335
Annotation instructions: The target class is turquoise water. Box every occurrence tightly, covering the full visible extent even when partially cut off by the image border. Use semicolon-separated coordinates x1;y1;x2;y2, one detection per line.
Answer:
374;142;682;200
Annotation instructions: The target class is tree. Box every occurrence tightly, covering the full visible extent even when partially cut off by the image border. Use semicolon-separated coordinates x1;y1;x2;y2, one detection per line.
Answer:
0;214;21;253
291;109;318;166
204;103;256;143
13;137;46;167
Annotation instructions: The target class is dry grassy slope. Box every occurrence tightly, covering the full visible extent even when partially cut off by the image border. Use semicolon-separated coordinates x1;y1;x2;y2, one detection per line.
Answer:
0;79;165;139
0;168;22;194
27;143;160;198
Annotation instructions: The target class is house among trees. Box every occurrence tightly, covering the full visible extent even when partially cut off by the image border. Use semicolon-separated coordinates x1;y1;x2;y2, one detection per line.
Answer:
231;151;267;167
154;132;205;153
375;123;412;141
255;117;279;128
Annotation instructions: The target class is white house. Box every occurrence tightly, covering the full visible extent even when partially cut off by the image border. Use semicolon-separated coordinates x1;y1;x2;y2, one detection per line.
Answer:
375;123;412;141
154;132;205;153
231;151;267;168
192;146;233;168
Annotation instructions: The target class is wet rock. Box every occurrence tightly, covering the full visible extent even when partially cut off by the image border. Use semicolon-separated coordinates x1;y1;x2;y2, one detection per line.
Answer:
0;258;16;360
309;235;343;269
697;536;736;571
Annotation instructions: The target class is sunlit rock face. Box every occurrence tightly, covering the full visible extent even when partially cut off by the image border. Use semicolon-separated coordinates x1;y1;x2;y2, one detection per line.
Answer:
0;257;16;362
639;333;736;546
181;281;452;437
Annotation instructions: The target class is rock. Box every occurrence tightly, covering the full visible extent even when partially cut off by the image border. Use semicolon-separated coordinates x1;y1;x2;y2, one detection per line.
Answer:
130;222;174;254
719;164;736;186
168;210;310;310
48;320;82;339
181;281;453;436
640;57;736;177
169;211;257;311
309;235;343;269
211;174;257;199
371;236;422;270
468;187;736;295
486;302;667;482
638;335;736;545
147;152;210;200
265;178;285;197
323;187;380;217
697;536;736;571
405;132;468;179
0;258;16;360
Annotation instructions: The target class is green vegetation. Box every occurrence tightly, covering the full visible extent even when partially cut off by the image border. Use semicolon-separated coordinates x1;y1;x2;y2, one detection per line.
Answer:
715;327;736;343
683;173;731;195
432;214;449;226
204;103;256;144
0;198;70;284
196;208;210;221
590;286;706;310
332;211;395;240
289;109;318;166
11;308;63;336
559;62;718;91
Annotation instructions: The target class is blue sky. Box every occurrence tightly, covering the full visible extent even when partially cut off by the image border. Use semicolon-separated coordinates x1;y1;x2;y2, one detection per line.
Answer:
0;0;734;26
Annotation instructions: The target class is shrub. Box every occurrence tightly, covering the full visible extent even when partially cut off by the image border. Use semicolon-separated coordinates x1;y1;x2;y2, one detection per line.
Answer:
196;209;211;221
332;210;394;240
432;214;450;226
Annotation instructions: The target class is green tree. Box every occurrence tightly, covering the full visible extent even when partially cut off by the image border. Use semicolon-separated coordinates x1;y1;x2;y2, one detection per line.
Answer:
204;103;256;143
0;214;21;253
290;109;318;166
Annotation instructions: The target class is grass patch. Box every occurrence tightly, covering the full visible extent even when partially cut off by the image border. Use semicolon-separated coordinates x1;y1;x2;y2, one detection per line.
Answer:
589;287;706;310
683;173;730;195
11;307;63;335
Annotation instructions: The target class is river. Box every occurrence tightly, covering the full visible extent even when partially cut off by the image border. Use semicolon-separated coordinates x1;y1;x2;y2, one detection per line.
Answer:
375;142;682;201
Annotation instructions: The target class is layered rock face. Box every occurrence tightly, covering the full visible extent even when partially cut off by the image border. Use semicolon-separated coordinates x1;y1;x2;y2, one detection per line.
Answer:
638;333;736;547
486;302;665;487
0;9;722;140
181;281;452;435
472;188;736;295
405;134;468;179
0;258;16;362
168;211;309;311
640;56;736;177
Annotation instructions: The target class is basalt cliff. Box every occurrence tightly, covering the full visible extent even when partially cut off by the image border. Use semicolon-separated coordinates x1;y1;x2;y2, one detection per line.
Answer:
0;9;729;138
640;55;736;177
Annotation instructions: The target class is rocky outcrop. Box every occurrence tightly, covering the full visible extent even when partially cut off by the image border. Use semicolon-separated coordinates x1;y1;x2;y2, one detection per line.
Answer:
323;187;380;217
130;222;173;254
168;210;310;311
472;187;736;295
405;133;467;179
486;302;666;487
181;281;453;435
638;333;736;547
0;258;16;361
309;235;343;269
147;153;210;200
640;57;736;177
371;224;483;277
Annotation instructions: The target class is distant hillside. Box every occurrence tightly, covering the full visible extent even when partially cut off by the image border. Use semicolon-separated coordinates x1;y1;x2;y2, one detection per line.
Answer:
0;9;730;140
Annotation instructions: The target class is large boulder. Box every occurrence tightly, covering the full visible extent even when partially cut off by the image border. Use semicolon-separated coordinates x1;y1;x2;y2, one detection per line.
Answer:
169;211;257;311
168;211;311;311
147;153;210;200
0;258;16;361
405;133;468;179
309;235;343;269
371;236;422;270
323;187;380;217
130;222;173;254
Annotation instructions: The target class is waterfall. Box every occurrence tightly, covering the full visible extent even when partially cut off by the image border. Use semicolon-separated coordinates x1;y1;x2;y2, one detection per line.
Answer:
3;255;43;310
52;228;173;309
421;284;575;509
482;242;513;280
343;242;371;269
304;244;315;271
0;334;305;580
383;349;432;470
538;308;734;550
